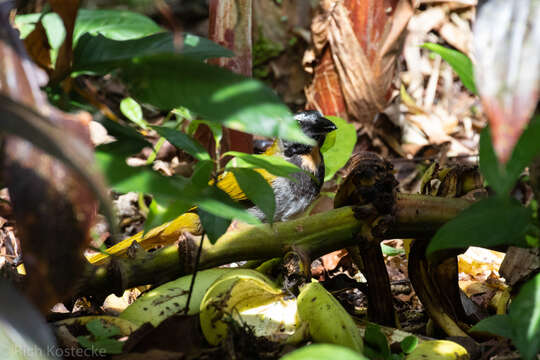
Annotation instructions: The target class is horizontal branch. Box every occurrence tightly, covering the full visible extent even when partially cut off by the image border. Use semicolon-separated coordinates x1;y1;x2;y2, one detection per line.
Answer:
77;193;471;298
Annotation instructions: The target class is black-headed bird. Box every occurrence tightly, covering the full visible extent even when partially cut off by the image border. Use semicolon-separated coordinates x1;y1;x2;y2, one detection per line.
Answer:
89;110;336;264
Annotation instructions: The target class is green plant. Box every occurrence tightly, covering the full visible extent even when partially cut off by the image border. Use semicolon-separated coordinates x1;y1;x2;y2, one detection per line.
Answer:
15;7;355;243
363;323;418;360
76;319;123;355
424;42;540;359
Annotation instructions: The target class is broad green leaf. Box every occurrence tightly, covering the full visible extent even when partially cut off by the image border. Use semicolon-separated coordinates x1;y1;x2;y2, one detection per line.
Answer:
191;160;214;187
472;273;540;360
280;344;368;360
480;117;540;195
400;335;418;354
231;168;276;222
120;55;312;144
479;126;508;194
143;161;212;232
120;97;147;129
196;186;259;224
73;9;163;44
95;117;150;156
153;126;211;161
16;9;162;47
73;32;233;74
97;144;255;226
321;116;357;181
95;144;189;201
224;151;303;178
506;115;540;184
363;324;390;359
427;196;531;256
77;336;123;355
86;319;121;340
381;243;405;256
506;274;540;360
471;315;513;338
198;209;231;244
422;43;477;94
144;198;192;234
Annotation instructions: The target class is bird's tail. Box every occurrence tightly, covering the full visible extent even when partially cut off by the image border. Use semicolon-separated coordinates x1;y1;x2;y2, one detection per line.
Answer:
87;212;202;265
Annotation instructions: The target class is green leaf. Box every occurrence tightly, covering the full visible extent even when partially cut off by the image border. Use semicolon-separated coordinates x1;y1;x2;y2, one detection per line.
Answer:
280;344;368;360
198;209;231;244
120;97;147;129
506;115;540;184
478;116;540;195
400;335;418;354
230;168;276;222
77;336;123;355
144;198;192;234
197;186;259;224
73;9;163;44
85;319;121;340
143;160;212;232
97;145;256;227
321;116;357;181
364;324;390;359
472;273;540;360
95;144;189;201
479;126;508;194
381;243;405;256
15;13;66;49
191;160;214;187
73;32;233;74
152;126;211;161
16;9;163;48
506;274;540;360
421;43;477;94
427;196;531;256
471;315;513;338
224;151;303;178
96;117;150;152
121;55;312;144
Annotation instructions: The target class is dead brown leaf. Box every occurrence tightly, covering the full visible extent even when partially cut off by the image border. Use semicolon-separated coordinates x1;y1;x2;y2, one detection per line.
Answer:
307;0;413;128
1;6;100;312
23;20;52;71
320;249;349;272
49;0;79;82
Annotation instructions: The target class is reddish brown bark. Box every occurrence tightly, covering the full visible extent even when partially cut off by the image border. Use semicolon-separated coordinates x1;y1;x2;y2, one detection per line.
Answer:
207;0;253;156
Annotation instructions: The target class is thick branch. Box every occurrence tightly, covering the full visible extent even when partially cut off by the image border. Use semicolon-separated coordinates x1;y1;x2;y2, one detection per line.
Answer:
78;193;471;298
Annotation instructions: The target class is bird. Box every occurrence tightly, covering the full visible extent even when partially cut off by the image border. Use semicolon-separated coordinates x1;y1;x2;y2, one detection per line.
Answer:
88;110;336;264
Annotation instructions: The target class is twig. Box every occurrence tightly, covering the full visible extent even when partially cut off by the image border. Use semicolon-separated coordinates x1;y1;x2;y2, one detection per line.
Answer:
184;230;205;314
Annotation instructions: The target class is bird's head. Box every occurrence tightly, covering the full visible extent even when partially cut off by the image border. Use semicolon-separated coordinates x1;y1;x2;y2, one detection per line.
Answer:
295;110;337;145
281;110;337;157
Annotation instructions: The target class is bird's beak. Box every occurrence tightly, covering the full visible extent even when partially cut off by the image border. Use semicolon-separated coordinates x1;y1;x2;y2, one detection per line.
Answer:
316;117;338;135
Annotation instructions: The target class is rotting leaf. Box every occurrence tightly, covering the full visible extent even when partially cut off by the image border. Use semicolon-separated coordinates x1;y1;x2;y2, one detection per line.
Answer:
49;0;80;82
23;19;52;71
306;0;413;128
